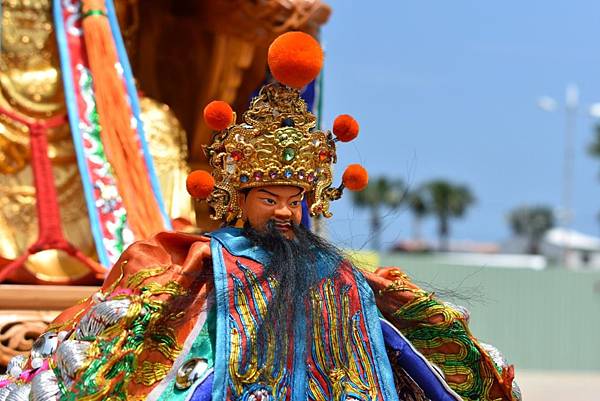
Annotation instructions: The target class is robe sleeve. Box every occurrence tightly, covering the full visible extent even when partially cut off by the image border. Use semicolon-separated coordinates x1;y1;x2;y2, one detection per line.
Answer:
48;231;212;331
363;266;520;401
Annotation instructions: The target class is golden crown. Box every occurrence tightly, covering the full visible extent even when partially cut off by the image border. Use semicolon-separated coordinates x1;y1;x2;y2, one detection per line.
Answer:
204;83;342;222
187;32;368;223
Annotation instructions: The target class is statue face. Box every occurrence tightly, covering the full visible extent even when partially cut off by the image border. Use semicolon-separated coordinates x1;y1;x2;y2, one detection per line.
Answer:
239;185;304;239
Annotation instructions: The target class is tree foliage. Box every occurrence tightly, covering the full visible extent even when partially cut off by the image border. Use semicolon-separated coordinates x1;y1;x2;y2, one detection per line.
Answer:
508;205;555;254
406;187;429;241
420;180;475;251
590;125;600;231
590;124;600;162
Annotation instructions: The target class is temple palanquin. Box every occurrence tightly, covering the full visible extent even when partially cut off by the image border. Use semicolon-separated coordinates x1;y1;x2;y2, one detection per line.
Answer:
0;0;330;368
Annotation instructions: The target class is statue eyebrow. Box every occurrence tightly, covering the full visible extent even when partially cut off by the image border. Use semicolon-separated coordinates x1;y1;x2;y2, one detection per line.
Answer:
256;188;304;197
256;189;279;197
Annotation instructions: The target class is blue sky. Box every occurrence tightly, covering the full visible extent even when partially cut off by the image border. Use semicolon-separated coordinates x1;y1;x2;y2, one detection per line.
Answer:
320;0;600;249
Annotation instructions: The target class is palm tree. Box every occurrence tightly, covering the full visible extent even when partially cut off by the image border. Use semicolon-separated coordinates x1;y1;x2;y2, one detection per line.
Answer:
508;205;555;254
589;124;600;167
352;177;405;251
407;188;428;241
590;125;600;230
421;180;475;251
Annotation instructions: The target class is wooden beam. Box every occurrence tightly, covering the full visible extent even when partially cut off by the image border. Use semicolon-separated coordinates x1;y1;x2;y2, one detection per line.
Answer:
0;285;98;311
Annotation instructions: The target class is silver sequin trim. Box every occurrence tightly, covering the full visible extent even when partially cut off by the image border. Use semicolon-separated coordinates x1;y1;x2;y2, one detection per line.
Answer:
76;298;131;339
5;355;26;378
480;342;522;401
56;340;91;382
0;385;11;401
31;332;59;361
5;382;30;401
30;370;60;401
480;342;507;368
444;302;470;323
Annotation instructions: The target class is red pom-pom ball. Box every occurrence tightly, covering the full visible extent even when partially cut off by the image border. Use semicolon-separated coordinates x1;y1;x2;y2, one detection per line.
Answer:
186;170;215;199
204;100;234;131
342;164;369;191
268;31;323;89
333;114;359;142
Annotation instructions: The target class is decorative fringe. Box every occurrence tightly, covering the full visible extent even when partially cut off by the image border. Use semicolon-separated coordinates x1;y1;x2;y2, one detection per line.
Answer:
81;0;165;239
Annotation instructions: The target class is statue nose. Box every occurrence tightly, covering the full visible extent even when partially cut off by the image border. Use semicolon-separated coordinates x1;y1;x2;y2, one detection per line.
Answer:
274;205;292;218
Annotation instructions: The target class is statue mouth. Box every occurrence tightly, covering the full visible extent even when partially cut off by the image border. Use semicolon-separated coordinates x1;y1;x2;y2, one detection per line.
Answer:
274;220;292;232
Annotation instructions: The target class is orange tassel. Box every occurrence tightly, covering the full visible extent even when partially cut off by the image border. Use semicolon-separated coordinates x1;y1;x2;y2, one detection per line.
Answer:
81;0;165;239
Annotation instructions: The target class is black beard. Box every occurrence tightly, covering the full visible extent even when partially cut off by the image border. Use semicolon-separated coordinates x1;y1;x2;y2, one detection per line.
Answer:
242;220;343;351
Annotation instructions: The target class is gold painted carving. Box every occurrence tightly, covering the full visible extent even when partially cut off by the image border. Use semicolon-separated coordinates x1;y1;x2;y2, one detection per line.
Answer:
198;0;331;42
0;0;63;115
0;309;57;368
140;97;193;221
0;0;192;281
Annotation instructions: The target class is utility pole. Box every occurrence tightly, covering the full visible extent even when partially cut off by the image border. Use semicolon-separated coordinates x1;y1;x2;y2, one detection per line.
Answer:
538;84;579;267
562;84;578;266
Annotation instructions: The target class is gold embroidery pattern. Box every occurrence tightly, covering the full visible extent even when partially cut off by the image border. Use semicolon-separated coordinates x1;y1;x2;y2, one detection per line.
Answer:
132;360;172;386
308;279;379;401
386;272;505;401
227;260;291;400
126;265;170;288
60;264;187;400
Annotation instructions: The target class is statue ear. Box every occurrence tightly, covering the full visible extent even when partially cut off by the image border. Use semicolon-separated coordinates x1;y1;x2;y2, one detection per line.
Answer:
237;190;248;220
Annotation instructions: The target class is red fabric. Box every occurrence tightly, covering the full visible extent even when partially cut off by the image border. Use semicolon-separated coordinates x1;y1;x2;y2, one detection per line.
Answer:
0;107;104;284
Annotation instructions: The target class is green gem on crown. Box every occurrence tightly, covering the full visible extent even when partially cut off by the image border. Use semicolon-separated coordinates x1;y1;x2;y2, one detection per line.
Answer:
282;147;296;162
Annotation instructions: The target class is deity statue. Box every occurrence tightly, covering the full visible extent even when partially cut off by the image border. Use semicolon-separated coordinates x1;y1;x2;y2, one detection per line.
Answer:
0;32;520;401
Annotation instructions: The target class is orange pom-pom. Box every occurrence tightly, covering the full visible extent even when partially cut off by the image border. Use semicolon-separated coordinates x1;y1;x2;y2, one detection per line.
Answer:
333;114;359;142
342;164;369;191
186;170;215;199
203;100;234;131
268;31;323;89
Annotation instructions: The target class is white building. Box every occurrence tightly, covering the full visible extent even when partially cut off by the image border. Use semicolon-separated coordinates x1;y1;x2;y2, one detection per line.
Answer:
541;228;600;270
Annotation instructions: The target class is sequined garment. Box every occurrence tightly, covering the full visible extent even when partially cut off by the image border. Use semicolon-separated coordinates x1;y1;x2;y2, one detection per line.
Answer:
0;231;519;401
